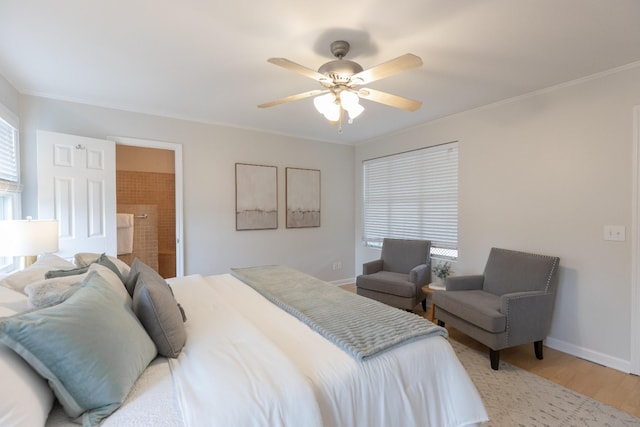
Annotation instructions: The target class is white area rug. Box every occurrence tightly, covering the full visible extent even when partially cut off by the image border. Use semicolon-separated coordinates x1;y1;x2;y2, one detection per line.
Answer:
450;340;640;427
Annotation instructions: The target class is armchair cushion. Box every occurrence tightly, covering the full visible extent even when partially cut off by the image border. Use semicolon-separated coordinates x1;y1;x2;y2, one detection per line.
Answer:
434;290;505;333
356;271;416;298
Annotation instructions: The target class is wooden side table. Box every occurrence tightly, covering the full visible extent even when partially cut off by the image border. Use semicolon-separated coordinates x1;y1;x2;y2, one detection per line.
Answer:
421;283;446;322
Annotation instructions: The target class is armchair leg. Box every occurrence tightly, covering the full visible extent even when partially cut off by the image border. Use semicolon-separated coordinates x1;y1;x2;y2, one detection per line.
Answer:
421;298;427;311
534;340;544;360
490;349;500;370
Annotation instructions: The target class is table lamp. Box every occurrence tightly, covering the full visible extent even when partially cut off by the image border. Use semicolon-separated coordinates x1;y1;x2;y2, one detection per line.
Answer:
0;217;59;269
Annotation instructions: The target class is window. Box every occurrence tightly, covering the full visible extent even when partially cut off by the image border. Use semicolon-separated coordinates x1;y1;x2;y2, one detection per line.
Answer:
0;107;20;271
362;142;458;260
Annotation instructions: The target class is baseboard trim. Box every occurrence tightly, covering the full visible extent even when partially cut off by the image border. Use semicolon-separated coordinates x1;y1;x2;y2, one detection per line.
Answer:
545;336;631;373
329;278;356;286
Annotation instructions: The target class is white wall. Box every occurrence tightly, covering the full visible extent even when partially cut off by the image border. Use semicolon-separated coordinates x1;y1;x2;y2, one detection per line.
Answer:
355;64;640;371
0;73;19;117
18;96;355;282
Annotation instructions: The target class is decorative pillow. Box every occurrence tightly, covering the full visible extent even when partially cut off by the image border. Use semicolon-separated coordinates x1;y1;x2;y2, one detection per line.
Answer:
127;260;185;321
24;278;82;308
132;259;186;358
74;252;131;281
0;253;75;293
0;271;156;426
124;258;143;296
125;270;140;297
45;265;90;278
0;286;55;427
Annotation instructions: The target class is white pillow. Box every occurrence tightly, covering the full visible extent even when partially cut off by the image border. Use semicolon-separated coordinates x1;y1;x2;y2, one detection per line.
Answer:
0;253;74;293
0;282;29;314
0;286;55;427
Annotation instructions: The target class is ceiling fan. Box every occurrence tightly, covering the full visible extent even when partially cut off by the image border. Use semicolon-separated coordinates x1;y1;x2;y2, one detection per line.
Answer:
258;40;423;129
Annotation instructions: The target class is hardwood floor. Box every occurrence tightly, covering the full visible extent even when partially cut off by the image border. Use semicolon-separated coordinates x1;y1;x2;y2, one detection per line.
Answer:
341;284;640;418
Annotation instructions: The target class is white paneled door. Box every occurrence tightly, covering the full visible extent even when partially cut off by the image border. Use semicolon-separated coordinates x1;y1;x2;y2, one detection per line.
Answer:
37;130;117;258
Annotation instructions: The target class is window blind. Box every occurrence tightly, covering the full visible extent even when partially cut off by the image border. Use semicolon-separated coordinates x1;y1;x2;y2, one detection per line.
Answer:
0;116;20;193
363;142;458;258
0;112;19;271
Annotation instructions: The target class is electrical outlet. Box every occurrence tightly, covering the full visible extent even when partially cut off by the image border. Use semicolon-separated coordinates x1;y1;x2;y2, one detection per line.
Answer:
332;261;342;270
604;225;625;241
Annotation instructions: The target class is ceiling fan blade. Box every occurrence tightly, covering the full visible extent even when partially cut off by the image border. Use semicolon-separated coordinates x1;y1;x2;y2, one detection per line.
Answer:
358;88;422;112
351;54;422;85
267;58;329;83
258;89;329;108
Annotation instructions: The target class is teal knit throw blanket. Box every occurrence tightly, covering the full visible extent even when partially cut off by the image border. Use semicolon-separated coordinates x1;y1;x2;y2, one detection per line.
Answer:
231;265;447;360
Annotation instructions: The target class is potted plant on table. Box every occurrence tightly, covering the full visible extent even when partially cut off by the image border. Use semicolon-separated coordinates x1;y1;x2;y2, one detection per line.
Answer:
432;261;453;287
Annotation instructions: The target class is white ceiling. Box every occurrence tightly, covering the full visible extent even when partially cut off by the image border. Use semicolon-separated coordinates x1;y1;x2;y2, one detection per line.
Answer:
1;0;640;144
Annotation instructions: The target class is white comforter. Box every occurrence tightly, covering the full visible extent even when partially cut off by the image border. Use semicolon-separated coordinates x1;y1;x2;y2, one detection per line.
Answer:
168;274;487;427
48;273;488;427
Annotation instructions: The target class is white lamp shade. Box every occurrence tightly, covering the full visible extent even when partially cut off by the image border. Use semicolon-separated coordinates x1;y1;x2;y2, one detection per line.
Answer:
339;91;360;110
313;93;336;114
0;219;59;256
346;103;365;120
323;103;341;122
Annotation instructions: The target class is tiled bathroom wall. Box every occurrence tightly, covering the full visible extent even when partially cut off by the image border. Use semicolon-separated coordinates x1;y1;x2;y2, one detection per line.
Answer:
117;204;158;272
116;170;176;278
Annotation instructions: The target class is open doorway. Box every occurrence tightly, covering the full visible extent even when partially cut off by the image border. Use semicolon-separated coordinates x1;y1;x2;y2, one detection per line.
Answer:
115;145;175;277
109;136;184;278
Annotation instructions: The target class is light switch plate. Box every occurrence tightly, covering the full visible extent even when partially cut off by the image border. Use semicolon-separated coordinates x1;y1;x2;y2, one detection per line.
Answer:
604;225;625;241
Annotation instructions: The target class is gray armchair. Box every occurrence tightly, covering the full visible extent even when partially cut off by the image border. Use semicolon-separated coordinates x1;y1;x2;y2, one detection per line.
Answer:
356;238;431;311
433;247;560;370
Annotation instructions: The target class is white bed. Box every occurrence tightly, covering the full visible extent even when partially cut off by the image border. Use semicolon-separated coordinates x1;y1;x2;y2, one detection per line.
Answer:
49;273;486;427
1;256;487;427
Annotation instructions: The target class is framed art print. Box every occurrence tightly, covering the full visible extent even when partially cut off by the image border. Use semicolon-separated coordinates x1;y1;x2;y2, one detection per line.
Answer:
235;163;278;230
286;167;320;228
